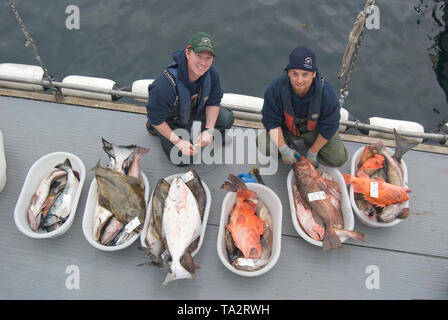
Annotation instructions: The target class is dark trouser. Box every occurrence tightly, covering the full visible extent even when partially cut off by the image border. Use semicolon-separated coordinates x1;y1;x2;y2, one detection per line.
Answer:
153;107;234;165
256;127;348;167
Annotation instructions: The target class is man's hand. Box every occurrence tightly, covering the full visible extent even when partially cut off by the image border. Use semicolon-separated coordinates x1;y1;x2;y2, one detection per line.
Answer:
279;144;299;165
193;129;214;148
174;140;198;155
306;149;319;167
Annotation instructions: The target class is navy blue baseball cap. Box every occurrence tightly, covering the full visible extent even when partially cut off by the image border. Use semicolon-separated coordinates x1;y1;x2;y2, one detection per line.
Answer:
286;46;317;72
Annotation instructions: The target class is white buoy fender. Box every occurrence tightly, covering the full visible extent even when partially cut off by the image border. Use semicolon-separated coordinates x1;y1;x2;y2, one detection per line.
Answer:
338;107;350;132
61;75;117;101
0;63;45;91
0;130;6;192
368;117;424;143
221;93;263;113
131;79;154;103
441;123;448;146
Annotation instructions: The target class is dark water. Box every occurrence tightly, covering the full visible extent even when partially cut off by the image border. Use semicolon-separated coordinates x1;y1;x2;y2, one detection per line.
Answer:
1;0;447;131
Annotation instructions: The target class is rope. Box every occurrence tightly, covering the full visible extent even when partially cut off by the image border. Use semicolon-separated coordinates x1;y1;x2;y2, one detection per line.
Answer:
6;0;63;101
338;0;375;108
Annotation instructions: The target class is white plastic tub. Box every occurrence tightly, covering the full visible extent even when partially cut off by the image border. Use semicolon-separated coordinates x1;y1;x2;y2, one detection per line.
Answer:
0;130;6;192
217;183;282;277
14;152;86;239
140;173;211;257
349;146;408;227
82;170;150;251
287;166;354;247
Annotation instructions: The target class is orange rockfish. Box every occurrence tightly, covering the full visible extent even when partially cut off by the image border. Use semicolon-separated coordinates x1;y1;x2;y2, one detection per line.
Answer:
343;173;412;207
226;189;265;259
356;154;384;177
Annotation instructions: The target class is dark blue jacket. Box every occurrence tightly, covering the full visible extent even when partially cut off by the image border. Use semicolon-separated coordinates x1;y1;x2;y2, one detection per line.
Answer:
146;49;224;126
261;72;340;140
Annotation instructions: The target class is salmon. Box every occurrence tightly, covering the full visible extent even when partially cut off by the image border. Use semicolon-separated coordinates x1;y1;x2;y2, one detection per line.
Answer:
356;154;384;177
343;172;411;207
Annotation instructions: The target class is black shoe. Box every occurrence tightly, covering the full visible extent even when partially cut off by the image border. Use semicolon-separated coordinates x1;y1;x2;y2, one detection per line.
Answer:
146;120;157;136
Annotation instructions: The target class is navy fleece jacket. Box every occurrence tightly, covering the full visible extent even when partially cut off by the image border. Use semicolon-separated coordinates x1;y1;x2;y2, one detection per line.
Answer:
261;72;340;140
146;50;224;126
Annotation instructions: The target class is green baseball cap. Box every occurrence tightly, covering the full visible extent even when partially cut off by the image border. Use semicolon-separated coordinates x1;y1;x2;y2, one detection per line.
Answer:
186;32;216;56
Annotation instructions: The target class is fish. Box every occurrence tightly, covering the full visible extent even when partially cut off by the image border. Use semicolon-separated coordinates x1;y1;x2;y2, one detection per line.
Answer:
292;184;325;241
143;178;170;267
372;130;418;187
358;145;377;168
343;172;412;208
378;204;410;223
94;160;146;232
221;174;273;271
101;138;136;174
293;156;342;251
127;146;150;180
93;202;114;242
356;154;384;177
27;168;66;231
355;193;378;222
162;178;202;285
224;185;265;260
100;217;124;245
41;159;79;228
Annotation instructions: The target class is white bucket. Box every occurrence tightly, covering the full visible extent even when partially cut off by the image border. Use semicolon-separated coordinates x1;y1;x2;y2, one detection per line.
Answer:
0;63;45;91
61;75;117;101
368;117;424;143
0;130;6;192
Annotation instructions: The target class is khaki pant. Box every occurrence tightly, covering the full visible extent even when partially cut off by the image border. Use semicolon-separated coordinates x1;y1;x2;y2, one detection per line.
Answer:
256;127;348;167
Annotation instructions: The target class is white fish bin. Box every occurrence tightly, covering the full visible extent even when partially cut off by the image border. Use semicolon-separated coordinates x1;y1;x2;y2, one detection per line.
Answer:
82;170;150;251
349;146;409;227
0;130;6;192
286;166;354;247
217;183;282;277
140;173;211;257
14;152;86;239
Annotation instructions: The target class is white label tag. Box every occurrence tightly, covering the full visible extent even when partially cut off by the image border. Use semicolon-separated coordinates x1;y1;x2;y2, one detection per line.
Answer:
370;182;379;198
237;258;255;267
182;171;194;183
125;217;141;233
308;191;326;202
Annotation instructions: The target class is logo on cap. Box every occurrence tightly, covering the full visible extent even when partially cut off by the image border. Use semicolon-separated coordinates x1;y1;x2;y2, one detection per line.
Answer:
304;57;313;67
201;37;211;46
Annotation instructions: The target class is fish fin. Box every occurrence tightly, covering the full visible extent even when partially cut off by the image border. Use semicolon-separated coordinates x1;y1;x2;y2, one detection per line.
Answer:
162;260;193;286
221;181;237;192
356;172;369;179
55;158;72;171
342;173;352;185
322;229;342;251
91;158;102;171
393;129;418;162
334;228;366;242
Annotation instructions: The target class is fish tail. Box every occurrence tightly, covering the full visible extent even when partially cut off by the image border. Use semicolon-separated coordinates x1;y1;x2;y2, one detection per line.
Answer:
393;129;418;162
162;258;193;286
135;146;150;159
335;228;366;243
221;174;248;192
55;158;72;171
322;228;342;251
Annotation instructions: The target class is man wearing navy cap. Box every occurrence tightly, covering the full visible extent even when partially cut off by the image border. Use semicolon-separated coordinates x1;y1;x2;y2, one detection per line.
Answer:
146;32;234;165
257;46;347;167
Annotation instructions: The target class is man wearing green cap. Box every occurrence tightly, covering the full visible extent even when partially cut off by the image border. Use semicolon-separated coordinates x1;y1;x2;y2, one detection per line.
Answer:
146;32;234;165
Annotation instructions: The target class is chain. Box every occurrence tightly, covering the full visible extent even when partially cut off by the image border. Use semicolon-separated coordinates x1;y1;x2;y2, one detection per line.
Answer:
6;0;63;101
